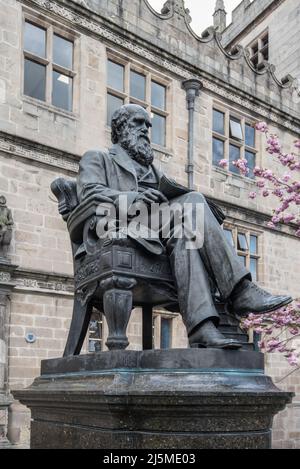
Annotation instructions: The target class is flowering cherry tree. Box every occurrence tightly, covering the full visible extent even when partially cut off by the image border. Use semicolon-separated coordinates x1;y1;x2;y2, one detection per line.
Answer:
241;305;300;368
219;123;300;369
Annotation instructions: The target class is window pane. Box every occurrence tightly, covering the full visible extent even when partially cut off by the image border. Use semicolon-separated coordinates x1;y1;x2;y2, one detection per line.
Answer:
213;109;225;135
151;81;166;110
107;60;124;92
161;318;172;349
88;315;103;353
262;34;269;47
213;138;224;166
238;233;248;252
24;21;46;58
245;124;255;147
107;93;124;126
24;59;46;101
245;150;256;179
53;34;73;69
130;70;146;101
238;255;247;267
224;229;234;247
230;118;243;140
250;235;258;255
250;258;258;282
152;113;166;146
229;144;240;174
252;42;259;55
52;71;73;111
261;46;269;61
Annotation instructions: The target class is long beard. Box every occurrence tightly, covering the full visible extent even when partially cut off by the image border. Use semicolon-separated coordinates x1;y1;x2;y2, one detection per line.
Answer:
120;132;154;167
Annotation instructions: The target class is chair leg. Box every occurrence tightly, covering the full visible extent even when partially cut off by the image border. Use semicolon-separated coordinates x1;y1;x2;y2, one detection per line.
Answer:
100;276;137;351
63;297;93;357
103;289;133;351
142;305;153;350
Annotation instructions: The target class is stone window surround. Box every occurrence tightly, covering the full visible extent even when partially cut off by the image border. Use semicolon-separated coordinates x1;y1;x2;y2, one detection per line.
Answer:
248;29;269;69
153;312;175;350
88;310;104;353
223;223;262;281
212;101;259;178
106;49;172;152
21;7;80;116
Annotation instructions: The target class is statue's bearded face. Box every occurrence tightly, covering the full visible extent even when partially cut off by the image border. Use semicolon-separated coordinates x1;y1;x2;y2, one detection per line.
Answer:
119;112;154;167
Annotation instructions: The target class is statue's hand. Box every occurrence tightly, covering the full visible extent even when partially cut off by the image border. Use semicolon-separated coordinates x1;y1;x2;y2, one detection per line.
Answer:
135;189;168;205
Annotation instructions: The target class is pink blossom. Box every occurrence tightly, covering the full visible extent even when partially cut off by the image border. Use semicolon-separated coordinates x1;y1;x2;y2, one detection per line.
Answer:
254;167;263;177
257;180;265;188
249;192;257;200
282;173;292;183
233;158;249;176
283;214;296;223
272;215;281;224
287;353;299;366
267;135;282;154
273;188;284;197
262;169;274;181
255;122;268;132
267;222;276;229
263;190;270;197
294;140;300;149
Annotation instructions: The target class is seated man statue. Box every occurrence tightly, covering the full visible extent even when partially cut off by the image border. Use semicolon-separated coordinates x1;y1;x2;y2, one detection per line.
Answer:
77;104;292;349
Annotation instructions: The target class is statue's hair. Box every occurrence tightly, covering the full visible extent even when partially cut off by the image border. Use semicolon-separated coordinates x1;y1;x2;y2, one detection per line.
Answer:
111;107;130;144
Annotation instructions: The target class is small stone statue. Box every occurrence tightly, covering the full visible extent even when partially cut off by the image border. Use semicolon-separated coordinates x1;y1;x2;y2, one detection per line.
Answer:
0;196;13;259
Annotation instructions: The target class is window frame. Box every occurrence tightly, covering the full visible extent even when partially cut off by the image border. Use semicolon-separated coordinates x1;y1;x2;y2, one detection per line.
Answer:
106;52;170;149
223;225;261;281
248;30;269;68
22;10;78;115
212;104;258;179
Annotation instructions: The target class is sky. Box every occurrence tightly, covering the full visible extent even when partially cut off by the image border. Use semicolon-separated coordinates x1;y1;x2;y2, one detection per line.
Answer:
148;0;243;35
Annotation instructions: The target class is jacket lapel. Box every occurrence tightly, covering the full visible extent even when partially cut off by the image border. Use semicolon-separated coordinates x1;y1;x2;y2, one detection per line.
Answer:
109;144;137;183
109;144;163;186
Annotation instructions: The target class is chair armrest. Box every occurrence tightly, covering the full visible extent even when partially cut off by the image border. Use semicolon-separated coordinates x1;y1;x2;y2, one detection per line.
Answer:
51;178;79;222
67;194;113;244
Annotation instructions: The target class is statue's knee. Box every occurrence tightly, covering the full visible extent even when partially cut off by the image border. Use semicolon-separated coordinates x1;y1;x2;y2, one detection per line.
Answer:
188;192;205;204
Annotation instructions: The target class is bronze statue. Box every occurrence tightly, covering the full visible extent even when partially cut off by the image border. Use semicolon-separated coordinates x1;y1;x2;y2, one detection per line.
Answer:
0;196;13;259
52;104;292;354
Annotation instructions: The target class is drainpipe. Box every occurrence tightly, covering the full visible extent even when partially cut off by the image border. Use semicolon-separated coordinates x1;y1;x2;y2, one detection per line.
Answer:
182;79;203;190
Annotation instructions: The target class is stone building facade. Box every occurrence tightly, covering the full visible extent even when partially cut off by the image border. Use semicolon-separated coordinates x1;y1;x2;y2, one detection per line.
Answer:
222;0;300;81
0;0;299;448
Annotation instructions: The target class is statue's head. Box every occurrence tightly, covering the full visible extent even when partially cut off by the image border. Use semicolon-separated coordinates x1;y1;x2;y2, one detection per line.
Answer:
0;196;6;206
111;104;154;167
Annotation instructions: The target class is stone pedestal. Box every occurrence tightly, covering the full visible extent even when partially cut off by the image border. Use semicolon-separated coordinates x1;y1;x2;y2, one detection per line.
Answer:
15;349;293;449
0;393;13;448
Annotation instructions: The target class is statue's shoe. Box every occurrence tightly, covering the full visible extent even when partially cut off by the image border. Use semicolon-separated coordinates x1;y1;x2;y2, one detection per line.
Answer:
189;320;242;350
230;279;293;316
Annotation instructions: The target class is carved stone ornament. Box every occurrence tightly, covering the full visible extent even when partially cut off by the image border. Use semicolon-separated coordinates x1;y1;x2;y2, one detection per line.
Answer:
0;196;13;259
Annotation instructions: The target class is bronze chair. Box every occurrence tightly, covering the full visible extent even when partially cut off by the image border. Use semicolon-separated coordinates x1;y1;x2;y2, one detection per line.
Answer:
51;178;180;356
51;178;250;356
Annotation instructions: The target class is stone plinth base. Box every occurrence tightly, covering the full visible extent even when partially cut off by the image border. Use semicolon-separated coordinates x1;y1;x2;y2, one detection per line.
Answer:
14;350;293;449
0;393;13;449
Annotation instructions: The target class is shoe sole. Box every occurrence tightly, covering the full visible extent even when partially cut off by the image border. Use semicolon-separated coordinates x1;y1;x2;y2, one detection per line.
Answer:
190;342;243;350
237;296;293;316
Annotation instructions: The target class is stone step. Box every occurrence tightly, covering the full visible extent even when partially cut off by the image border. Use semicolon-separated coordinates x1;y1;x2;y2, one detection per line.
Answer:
221;332;250;343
